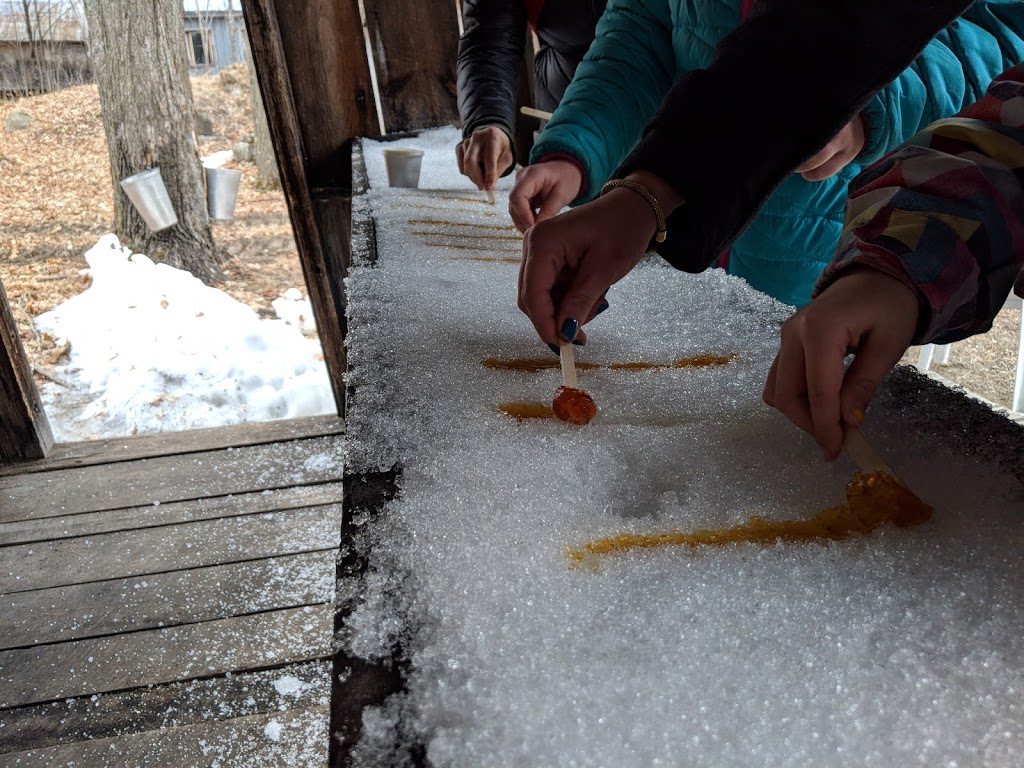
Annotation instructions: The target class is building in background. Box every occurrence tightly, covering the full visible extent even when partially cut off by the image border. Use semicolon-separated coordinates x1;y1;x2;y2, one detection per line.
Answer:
183;0;245;75
0;0;89;95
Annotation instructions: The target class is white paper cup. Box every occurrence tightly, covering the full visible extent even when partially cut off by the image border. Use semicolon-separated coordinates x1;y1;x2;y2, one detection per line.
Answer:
383;148;424;188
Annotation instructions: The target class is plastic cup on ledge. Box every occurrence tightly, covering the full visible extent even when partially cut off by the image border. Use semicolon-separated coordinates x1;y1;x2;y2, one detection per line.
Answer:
382;148;424;188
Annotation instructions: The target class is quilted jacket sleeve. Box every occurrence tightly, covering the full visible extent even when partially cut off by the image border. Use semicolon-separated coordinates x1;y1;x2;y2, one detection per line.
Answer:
859;0;1024;165
457;0;528;165
615;0;973;274
819;64;1024;346
527;0;677;202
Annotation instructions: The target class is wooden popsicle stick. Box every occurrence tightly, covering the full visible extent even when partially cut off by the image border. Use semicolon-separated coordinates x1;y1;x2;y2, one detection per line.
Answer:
520;106;554;121
559;343;578;389
485;188;495;205
842;428;895;477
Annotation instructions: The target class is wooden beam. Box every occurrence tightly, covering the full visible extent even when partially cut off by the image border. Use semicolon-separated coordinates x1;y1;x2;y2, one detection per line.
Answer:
0;661;329;755
0;436;343;521
0;505;341;594
1;706;328;767
0;281;52;462
0;413;344;477
3;551;334;649
0;482;343;546
0;605;333;709
364;0;460;132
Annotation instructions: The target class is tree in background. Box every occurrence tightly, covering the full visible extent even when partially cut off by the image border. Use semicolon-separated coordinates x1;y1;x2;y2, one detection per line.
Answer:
82;0;220;282
245;34;280;187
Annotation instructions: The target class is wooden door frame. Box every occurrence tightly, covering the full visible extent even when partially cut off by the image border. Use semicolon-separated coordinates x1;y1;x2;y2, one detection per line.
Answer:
0;280;53;462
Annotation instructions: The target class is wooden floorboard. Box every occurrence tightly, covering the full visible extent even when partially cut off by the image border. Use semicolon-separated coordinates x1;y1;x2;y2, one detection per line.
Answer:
0;481;343;546
0;705;329;767
0;418;345;760
1;504;341;593
3;550;335;649
0;660;330;754
1;604;334;709
0;434;344;521
0;413;345;477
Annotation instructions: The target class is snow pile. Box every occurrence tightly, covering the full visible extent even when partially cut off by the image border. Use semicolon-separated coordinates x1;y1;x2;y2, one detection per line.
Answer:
35;234;334;441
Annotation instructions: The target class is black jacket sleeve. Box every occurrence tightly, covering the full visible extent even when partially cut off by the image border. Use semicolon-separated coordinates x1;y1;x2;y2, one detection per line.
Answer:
615;0;974;273
457;0;528;166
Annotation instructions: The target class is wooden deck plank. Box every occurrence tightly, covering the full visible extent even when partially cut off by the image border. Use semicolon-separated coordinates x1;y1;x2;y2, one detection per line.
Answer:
0;413;344;477
1;505;341;594
0;660;330;755
0;704;329;767
3;550;334;650
0;434;344;522
0;605;333;709
0;481;343;546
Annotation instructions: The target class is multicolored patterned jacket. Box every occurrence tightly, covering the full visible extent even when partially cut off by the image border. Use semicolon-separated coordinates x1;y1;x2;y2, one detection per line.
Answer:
820;63;1024;346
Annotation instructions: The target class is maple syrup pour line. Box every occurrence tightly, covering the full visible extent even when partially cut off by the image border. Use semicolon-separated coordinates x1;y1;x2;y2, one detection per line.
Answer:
843;428;895;477
395;203;498;216
451;256;521;263
399;192;493;205
412;230;523;242
423;242;520;254
480;354;737;372
559;344;578;389
407;219;518;231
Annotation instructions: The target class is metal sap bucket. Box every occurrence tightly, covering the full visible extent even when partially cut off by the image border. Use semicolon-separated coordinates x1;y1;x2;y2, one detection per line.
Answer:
119;167;179;232
383;148;424;188
206;167;243;221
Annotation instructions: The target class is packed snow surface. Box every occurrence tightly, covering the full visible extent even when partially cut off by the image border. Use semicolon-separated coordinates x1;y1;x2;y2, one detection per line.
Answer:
341;127;1024;767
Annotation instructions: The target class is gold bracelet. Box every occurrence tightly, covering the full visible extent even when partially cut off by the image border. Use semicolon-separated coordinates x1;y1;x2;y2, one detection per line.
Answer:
599;178;668;245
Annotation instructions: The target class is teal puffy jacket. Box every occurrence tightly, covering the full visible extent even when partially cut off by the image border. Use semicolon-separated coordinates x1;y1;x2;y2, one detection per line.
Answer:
530;0;1024;307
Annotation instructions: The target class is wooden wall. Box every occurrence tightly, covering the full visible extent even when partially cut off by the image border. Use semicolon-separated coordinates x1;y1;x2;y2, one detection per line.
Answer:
242;0;460;416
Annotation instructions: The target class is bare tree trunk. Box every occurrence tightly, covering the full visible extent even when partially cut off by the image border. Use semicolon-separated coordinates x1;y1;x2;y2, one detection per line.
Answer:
245;33;280;188
82;0;220;283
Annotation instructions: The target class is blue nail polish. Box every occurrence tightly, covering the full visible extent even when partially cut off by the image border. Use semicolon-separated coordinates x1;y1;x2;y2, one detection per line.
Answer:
560;318;578;342
596;301;610;316
547;343;561;356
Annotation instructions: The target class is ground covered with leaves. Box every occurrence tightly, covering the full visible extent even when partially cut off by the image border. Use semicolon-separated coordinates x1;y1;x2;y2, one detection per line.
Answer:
0;64;306;375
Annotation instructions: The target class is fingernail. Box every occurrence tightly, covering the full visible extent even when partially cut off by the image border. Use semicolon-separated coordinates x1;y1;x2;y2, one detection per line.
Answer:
560;318;578;343
547;343;561;357
596;301;610;316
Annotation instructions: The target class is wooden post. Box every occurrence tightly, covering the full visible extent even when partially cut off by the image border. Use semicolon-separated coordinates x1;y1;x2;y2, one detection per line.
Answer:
0;281;53;461
241;0;378;415
363;0;460;132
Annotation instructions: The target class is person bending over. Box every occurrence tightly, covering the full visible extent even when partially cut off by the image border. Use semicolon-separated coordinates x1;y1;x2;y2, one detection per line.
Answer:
764;62;1024;459
455;0;607;192
511;0;1024;311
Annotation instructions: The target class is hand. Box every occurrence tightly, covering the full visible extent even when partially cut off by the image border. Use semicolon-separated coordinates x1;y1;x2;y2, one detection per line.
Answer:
517;187;660;346
793;115;866;181
508;160;583;233
456;126;514;191
762;267;920;460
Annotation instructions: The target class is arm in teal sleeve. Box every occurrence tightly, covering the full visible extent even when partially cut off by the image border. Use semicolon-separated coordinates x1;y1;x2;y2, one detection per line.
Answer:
528;0;677;203
859;0;1024;164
